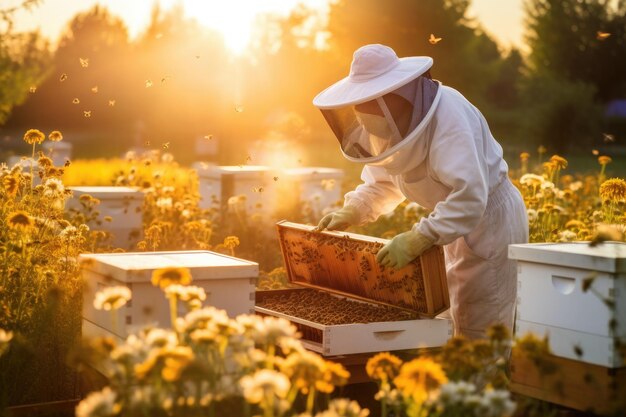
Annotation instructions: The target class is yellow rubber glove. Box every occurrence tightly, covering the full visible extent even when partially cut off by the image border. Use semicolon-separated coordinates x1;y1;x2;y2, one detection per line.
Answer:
315;205;361;231
376;230;434;269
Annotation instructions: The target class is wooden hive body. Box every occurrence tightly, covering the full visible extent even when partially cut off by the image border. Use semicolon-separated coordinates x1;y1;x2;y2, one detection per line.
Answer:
255;221;452;356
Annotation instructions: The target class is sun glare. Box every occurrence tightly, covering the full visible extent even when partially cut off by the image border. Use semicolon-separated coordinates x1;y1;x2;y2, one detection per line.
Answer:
179;0;332;54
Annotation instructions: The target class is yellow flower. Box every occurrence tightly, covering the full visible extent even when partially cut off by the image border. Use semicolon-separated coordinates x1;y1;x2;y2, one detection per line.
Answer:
161;346;194;381
280;350;326;395
37;154;53;168
223;236;240;250
519;152;530;162
240;369;291;404
537;145;547;155
6;210;34;231
519;174;544;187
23;129;45;145
599;178;626;203
598;155;612;166
393;357;448;405
366;352;403;382
151;267;192;289
93;286;131;311
549;155;568;169
3;176;19;197
565;220;586;230
48;130;63;142
318;361;350;393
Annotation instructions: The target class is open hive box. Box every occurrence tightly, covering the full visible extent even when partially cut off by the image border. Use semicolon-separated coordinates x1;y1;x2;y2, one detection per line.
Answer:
255;221;452;356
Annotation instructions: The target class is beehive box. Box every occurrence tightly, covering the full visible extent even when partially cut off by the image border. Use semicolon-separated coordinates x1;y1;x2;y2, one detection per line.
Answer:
195;165;279;215
68;186;144;250
255;221;452;356
510;347;626;414
282;167;344;213
509;242;626;367
80;250;258;340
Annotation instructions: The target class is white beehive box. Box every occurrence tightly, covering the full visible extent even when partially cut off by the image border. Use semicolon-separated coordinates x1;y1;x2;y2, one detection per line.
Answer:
195;165;279;215
68;186;144;250
256;222;452;356
42;141;72;166
282;167;344;214
509;242;626;367
80;250;258;340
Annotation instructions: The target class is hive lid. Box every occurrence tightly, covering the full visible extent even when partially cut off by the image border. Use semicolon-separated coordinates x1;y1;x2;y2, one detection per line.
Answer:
69;186;144;200
196;165;280;180
508;242;626;274
276;221;449;318
79;250;259;283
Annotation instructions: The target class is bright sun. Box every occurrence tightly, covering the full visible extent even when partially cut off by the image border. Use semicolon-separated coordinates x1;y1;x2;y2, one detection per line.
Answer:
178;0;332;54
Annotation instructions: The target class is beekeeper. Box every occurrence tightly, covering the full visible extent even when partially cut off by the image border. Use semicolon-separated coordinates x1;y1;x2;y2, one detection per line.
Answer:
314;44;528;339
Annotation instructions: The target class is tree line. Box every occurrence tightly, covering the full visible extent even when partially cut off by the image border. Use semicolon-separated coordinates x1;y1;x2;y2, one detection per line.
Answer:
1;0;625;161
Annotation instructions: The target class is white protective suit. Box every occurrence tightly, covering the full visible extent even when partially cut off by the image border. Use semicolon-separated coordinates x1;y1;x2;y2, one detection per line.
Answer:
343;84;529;339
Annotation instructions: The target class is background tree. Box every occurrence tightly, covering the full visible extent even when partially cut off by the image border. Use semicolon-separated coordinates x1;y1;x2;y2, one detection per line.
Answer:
521;0;626;152
0;0;50;125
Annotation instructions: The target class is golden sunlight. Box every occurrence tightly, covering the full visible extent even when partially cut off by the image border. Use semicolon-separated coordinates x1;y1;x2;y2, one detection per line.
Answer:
179;0;333;54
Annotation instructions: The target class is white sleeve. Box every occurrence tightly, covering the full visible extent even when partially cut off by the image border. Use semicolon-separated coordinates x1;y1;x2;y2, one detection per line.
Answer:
344;165;406;224
415;126;489;245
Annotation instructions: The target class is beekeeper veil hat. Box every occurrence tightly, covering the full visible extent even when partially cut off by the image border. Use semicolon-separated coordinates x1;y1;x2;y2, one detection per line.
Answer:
313;44;441;166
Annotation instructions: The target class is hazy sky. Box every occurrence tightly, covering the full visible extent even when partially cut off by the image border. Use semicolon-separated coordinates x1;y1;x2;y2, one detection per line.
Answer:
12;0;526;51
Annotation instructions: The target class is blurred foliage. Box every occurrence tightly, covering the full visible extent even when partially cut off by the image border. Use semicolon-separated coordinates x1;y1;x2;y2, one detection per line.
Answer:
522;0;626;153
0;0;50;125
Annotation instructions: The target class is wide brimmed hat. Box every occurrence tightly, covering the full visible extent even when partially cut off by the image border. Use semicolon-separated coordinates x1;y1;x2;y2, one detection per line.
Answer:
313;44;433;109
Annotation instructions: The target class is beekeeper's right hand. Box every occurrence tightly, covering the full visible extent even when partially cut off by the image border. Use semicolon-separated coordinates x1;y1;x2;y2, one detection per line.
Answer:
315;205;361;231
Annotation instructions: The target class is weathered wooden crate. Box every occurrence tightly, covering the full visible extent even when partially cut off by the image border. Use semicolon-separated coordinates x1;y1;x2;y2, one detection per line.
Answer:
195;165;279;215
80;250;258;340
510;347;626;414
282;167;344;213
255;221;452;356
509;242;626;367
68;186;144;250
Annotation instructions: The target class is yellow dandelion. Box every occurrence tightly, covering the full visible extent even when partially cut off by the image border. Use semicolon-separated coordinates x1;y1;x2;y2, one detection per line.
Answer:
519;152;530;162
549;155;568;169
366;352;403;382
599;178;626;203
598;155;612;166
23;129;45;145
48;130;63;142
151;267;193;289
393;357;447;405
6;210;35;231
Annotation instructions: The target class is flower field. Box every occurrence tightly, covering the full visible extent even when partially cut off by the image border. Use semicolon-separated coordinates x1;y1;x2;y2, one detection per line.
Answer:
1;130;625;416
